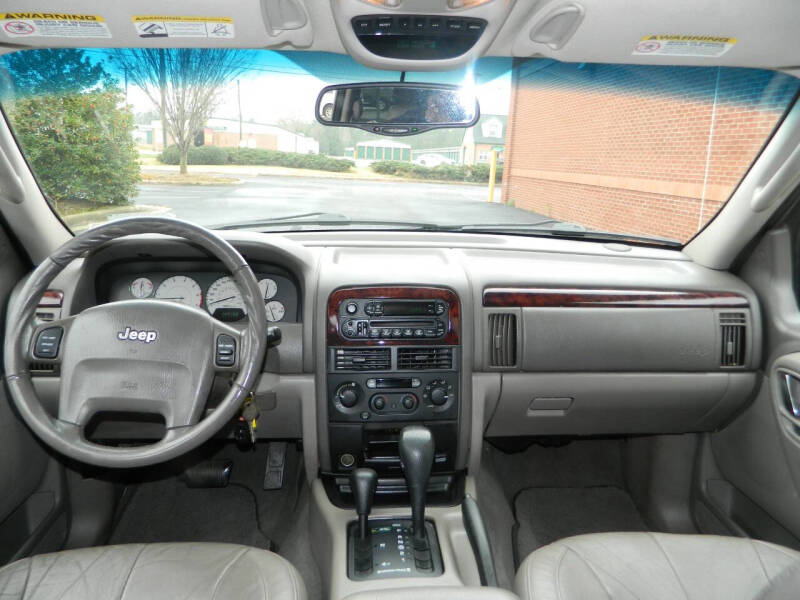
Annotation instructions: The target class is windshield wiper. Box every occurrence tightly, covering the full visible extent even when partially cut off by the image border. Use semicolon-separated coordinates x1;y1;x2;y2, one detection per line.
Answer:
456;222;682;247
214;213;450;232
214;212;345;230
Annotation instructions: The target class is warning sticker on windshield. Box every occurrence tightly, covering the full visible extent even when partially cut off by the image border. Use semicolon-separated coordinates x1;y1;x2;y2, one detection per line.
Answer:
132;16;234;39
633;35;737;57
1;13;111;38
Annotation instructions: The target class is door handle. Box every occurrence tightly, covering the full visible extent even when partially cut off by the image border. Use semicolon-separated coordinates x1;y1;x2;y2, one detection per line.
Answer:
780;372;800;419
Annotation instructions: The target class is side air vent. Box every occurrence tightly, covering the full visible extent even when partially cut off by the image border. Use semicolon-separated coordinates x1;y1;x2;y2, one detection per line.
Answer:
488;313;517;368
334;348;390;371
719;312;747;368
29;362;56;374
397;347;453;370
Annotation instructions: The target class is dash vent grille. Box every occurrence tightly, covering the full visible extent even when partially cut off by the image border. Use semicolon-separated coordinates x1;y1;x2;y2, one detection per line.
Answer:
334;348;390;371
719;312;747;368
488;313;517;368
397;347;453;370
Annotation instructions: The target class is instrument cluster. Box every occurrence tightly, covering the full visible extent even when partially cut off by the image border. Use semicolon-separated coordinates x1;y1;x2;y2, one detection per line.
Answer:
105;269;298;323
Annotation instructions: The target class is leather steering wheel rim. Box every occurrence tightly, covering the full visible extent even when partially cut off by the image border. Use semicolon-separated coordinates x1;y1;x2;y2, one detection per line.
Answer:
2;216;267;468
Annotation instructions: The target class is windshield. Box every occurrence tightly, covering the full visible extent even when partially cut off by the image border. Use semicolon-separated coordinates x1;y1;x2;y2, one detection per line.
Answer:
1;48;798;245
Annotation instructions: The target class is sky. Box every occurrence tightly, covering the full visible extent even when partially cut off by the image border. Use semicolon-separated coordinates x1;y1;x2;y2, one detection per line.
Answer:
110;49;512;124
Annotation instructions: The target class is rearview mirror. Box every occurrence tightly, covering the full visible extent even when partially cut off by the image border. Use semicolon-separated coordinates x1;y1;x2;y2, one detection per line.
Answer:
315;82;479;136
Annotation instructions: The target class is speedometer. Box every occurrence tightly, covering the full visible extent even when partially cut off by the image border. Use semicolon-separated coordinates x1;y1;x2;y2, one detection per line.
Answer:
206;276;245;320
154;275;202;307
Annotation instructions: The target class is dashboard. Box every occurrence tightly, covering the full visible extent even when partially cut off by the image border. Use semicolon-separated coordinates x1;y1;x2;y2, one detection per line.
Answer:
97;261;300;323
22;229;764;481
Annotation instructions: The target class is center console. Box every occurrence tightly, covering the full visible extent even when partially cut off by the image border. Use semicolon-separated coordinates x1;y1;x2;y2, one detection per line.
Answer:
325;286;462;506
324;286;463;582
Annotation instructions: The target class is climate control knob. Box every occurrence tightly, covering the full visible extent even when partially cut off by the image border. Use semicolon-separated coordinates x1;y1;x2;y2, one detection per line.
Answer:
402;394;417;410
430;384;448;406
335;382;360;408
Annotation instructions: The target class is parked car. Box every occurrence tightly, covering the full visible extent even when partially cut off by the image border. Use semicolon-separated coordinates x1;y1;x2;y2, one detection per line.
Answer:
413;153;456;167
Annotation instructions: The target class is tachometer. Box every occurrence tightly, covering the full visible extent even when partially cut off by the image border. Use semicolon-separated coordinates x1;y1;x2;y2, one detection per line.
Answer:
266;300;285;322
154;275;202;307
206;276;245;320
258;278;278;300
130;277;153;298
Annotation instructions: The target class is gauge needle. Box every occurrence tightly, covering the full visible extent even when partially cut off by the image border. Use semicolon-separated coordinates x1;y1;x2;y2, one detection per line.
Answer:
209;296;235;305
158;297;185;300
269;306;276;320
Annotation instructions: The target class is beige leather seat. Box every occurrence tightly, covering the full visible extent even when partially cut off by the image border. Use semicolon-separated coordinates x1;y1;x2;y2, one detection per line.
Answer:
0;542;306;600
516;532;800;600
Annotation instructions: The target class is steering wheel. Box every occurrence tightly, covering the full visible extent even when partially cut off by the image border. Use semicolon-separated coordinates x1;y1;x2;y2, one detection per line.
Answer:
2;217;267;468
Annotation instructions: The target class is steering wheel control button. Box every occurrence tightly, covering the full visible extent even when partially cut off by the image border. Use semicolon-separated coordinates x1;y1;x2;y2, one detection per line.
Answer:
34;327;63;359
215;334;236;367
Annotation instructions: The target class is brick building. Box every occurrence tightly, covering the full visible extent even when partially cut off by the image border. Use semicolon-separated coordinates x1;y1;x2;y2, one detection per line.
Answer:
501;60;800;241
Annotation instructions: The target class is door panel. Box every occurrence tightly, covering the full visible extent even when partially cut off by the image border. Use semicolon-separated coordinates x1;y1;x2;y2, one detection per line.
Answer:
707;227;800;545
0;219;59;562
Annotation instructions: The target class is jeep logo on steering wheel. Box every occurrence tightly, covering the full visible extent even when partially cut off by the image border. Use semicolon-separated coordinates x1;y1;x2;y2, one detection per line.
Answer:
117;326;158;344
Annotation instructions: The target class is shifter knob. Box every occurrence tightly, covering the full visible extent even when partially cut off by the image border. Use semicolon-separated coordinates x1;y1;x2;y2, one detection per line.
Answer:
351;468;378;540
399;426;434;542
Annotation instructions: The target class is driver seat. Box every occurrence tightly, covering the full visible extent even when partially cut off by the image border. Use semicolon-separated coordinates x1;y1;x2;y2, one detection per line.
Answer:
0;542;306;600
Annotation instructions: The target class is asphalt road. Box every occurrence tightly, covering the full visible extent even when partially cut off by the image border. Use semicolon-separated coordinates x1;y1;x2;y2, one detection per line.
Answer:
133;174;550;230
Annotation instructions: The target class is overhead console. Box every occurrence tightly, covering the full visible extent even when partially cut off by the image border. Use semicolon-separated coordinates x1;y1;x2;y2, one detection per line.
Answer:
325;286;462;506
331;0;514;70
351;14;486;59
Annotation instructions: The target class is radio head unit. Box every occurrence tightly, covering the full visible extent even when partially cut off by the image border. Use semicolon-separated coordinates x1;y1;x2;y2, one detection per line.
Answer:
338;298;449;340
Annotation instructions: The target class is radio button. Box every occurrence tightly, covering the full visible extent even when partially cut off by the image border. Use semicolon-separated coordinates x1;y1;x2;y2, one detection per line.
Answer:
402;328;413;337
414;328;425;337
369;328;380;338
392;328;402;337
381;328;392;337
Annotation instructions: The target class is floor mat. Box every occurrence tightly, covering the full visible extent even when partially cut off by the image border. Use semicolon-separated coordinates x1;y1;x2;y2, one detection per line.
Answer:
513;486;647;564
110;477;272;548
109;442;304;551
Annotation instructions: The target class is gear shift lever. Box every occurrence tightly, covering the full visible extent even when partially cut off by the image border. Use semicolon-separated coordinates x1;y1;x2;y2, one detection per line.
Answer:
351;468;377;540
399;426;434;545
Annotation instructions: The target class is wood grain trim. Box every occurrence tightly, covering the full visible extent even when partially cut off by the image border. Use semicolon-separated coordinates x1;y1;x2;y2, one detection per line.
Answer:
482;287;749;309
327;286;460;346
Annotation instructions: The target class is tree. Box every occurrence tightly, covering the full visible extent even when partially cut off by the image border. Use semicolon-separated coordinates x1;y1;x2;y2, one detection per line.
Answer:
1;48;140;209
8;90;139;208
111;49;247;174
2;48;114;96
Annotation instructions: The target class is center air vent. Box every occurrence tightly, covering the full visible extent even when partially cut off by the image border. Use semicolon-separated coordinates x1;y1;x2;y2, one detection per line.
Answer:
334;348;390;371
719;312;747;368
488;313;517;367
397;347;453;370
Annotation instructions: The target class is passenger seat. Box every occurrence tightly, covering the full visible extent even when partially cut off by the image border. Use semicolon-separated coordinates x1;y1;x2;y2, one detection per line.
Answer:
515;532;800;600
